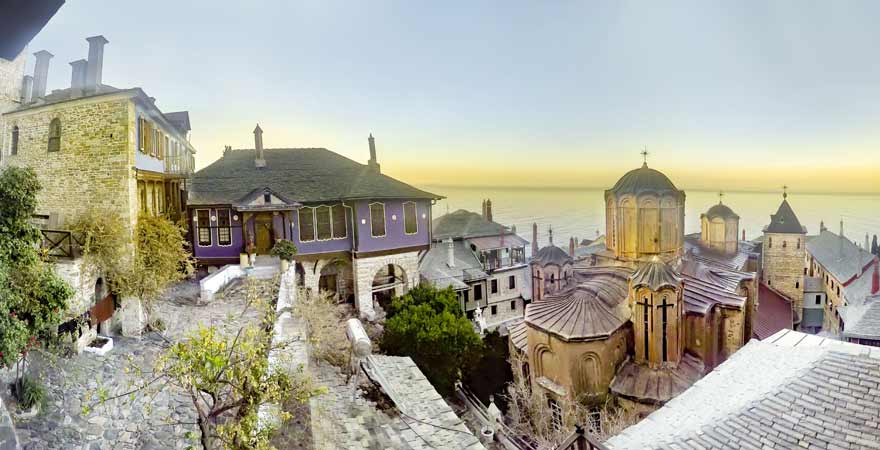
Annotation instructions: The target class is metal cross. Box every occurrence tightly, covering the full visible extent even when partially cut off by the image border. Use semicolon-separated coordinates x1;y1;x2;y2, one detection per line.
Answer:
782;185;788;199
641;147;649;164
718;191;724;204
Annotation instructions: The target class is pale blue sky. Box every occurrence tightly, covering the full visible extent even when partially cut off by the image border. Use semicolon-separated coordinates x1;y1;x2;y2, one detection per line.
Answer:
27;1;880;192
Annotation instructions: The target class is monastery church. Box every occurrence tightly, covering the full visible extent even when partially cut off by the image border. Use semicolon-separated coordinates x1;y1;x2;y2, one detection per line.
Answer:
509;160;763;413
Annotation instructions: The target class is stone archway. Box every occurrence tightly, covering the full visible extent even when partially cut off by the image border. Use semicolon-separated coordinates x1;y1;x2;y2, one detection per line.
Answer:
319;259;354;303
372;263;408;312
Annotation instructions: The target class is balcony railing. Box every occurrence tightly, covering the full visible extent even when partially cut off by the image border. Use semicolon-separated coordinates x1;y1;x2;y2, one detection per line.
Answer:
165;155;193;176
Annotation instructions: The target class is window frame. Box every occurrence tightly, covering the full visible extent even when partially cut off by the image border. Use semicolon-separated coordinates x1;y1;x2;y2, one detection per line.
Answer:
298;207;316;242
490;279;498;294
508;275;516;289
196;209;212;247
217;208;233;246
47;118;61;152
474;284;483;301
11;125;19;155
315;205;333;241
331;204;348;239
403;201;418;235
369;202;386;238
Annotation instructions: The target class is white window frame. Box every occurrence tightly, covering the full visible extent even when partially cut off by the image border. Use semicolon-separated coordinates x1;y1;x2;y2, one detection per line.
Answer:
314;205;333;241
195;208;213;247
298;207;316;243
403;201;419;235
216;208;233;247
369;202;386;238
331;204;348;240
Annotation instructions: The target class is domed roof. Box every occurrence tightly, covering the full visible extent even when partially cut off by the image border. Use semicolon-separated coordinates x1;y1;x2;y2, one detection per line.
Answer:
704;202;739;220
630;255;682;291
608;163;679;196
532;245;572;266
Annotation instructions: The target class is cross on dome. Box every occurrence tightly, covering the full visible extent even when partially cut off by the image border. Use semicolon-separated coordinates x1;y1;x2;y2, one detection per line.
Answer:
641;147;649;166
718;191;724;204
782;185;789;199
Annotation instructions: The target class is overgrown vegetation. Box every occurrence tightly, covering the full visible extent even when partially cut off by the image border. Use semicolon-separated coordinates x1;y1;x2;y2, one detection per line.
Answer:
380;284;483;395
463;330;512;410
72;210;194;325
294;288;352;368
15;376;47;410
503;351;639;446
0;167;73;403
270;240;298;261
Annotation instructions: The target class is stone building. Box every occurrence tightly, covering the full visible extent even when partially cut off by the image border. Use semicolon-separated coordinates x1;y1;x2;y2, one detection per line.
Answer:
420;205;530;331
760;193;807;317
187;129;440;320
508;162;757;415
0;35;197;336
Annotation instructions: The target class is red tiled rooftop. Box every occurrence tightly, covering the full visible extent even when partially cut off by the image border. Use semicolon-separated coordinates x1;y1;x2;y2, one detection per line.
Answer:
753;283;794;339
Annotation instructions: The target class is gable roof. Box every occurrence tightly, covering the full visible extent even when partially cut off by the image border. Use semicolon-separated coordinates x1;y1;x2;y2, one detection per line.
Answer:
808;230;878;286
753;283;794;339
764;198;806;234
432;209;509;240
842;295;880;340
189;148;440;205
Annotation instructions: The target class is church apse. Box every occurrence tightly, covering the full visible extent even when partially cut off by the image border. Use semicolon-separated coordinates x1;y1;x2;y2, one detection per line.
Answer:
630;257;685;369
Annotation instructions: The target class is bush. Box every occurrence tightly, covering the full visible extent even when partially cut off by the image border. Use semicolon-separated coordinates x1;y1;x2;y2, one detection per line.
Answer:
270;240;298;261
381;285;483;395
16;376;46;410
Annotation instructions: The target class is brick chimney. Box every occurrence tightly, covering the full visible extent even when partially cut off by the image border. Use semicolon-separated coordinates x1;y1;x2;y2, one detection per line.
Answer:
85;35;109;93
31;50;53;100
367;134;380;173
532;223;538;257
69;59;87;98
20;75;33;104
254;124;265;168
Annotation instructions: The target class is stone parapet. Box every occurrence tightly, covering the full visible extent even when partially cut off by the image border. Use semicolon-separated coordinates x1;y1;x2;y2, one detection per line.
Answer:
0;397;19;450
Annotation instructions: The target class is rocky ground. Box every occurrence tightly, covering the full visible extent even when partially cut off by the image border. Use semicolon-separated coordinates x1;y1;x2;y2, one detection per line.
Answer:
6;276;276;450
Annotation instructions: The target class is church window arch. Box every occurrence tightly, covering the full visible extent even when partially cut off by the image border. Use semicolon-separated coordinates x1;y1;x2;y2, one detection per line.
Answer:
533;344;553;377
769;237;772;248
796;281;800;289
11;125;19;155
48;118;61;152
797;239;801;249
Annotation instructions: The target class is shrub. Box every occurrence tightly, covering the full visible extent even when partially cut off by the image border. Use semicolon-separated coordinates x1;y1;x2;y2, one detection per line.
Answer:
17;376;46;410
270;240;298;261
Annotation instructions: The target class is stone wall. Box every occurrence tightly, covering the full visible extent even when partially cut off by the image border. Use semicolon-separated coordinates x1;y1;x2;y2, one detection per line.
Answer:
0;51;26;156
761;232;805;314
352;251;420;320
53;258;100;319
1;96;136;230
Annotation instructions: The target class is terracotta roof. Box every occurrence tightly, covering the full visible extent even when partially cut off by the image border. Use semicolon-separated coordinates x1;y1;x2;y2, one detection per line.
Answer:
630;256;681;291
764;198;806;234
190;148;440;205
606;163;682;197
606;330;880;450
703;202;739;220
532;245;572;267
609;353;704;404
525;267;631;341
432;209;509;240
753;283;793;339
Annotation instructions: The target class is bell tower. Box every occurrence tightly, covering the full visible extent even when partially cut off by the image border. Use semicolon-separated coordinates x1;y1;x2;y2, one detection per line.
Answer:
630;256;684;369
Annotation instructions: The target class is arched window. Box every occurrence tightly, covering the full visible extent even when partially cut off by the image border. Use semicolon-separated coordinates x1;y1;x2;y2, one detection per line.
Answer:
769;237;773;248
782;240;787;248
11;125;19;155
796;281;800;289
48;118;61;152
797;239;801;249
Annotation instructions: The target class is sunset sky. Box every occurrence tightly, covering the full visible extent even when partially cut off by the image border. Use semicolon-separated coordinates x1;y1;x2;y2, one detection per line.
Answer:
27;1;880;193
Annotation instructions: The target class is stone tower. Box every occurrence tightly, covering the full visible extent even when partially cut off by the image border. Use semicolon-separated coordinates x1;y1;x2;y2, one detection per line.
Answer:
630;256;684;368
761;191;806;315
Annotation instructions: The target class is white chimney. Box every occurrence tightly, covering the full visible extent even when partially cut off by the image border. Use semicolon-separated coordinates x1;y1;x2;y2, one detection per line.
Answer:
446;238;455;268
69;59;87;98
20;75;33;104
31;50;53;99
85;35;109;92
254;124;265;168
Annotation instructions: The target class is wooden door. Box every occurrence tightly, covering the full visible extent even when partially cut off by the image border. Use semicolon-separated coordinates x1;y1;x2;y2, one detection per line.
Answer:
255;219;274;253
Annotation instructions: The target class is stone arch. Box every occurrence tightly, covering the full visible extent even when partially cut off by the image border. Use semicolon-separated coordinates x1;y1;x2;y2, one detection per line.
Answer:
533;343;554;378
294;262;305;288
372;263;409;310
319;259;353;303
573;352;602;395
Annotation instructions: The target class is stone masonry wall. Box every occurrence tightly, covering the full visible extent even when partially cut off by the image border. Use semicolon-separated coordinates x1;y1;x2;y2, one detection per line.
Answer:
1;97;135;230
0;396;19;450
0;51;27;155
762;232;805;314
352;251;420;320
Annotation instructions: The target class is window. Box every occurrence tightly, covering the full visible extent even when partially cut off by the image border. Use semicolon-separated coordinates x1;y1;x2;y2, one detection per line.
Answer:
804;267;807;275
509;275;516;289
315;205;332;240
769;237;772;248
491;305;497;315
463;290;469;303
837;286;840;296
299;208;315;242
816;295;822;305
403;201;418;234
783;240;787;248
48;118;61;152
263;192;271;203
197;209;211;246
797;239;801;249
491;279;498;294
796;281;800;289
11;125;19;155
370;203;386;237
138;118;145;152
510;300;516;311
217;208;232;246
331;204;347;239
474;284;483;301
143;120;152;154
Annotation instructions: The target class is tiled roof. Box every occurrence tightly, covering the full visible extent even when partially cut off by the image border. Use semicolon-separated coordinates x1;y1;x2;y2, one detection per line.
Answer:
609;353;704;404
525;267;631;341
703;202;739;220
683;233;757;271
808;230;878;286
532;245;572;266
842;295;880;340
753;283;794;339
164;111;191;133
189;148;440;205
681;274;748;315
606;330;880;449
420;240;484;290
506;319;529;353
764;198;806;234
606;163;682;197
468;233;528;251
630;256;681;291
432;209;510;240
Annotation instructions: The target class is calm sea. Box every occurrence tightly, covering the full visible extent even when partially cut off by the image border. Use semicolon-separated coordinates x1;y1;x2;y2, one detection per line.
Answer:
422;185;880;256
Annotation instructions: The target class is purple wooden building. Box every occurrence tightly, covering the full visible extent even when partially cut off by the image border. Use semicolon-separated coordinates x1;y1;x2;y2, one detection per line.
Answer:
187;126;441;318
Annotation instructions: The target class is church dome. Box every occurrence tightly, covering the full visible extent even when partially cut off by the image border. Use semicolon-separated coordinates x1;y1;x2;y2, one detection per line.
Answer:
532;245;572;266
608;163;679;196
704;203;739;220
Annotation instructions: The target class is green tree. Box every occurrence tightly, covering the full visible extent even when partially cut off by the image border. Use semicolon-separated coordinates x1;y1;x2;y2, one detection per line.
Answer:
381;285;483;395
0;167;73;396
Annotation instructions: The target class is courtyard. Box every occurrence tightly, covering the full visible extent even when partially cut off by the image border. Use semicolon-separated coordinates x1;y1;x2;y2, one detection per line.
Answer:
6;276;275;450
